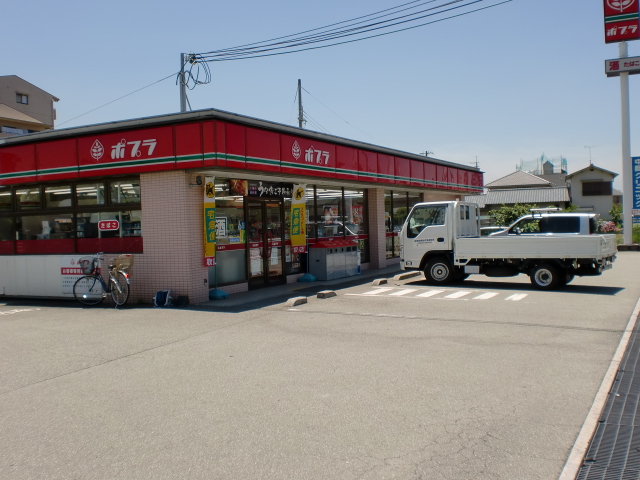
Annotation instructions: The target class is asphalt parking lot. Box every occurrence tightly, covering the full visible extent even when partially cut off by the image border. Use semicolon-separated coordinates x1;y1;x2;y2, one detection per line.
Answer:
1;253;639;479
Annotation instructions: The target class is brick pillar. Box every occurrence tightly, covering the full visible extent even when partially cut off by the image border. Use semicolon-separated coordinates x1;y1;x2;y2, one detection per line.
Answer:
367;188;387;269
135;171;209;304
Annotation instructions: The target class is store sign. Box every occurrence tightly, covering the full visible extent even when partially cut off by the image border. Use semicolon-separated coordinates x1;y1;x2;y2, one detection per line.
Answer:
229;179;293;198
633;157;640;216
290;184;307;253
604;0;640;43
203;176;216;266
605;56;640;76
98;220;120;231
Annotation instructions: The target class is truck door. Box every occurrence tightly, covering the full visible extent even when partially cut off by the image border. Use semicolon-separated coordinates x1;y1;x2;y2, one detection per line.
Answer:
405;204;451;253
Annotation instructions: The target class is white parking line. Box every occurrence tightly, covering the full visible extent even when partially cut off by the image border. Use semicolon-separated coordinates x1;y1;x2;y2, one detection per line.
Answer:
444;291;471;299
389;289;418;296
505;294;528;301
416;290;445;298
473;292;499;300
362;288;394;295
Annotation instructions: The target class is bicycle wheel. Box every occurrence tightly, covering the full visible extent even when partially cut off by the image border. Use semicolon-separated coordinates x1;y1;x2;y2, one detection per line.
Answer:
73;275;106;305
110;271;130;306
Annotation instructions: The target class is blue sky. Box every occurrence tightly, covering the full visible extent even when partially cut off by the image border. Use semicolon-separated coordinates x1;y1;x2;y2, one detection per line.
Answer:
4;0;638;188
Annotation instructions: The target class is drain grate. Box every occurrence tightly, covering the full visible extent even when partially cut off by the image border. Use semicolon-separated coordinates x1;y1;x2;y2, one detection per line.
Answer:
576;325;640;479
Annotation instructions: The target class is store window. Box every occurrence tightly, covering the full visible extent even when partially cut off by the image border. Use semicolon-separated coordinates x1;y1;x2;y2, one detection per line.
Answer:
76;182;106;206
0;187;12;210
212;180;247;285
316;187;343;239
110;178;141;204
0;176;143;255
385;191;412;258
76;210;142;253
16;187;40;209
344;189;369;263
45;185;73;208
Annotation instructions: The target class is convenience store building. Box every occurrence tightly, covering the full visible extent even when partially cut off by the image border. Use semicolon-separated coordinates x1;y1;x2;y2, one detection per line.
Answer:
0;108;483;303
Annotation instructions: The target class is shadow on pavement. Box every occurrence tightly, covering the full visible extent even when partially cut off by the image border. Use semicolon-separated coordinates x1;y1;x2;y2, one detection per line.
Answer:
404;278;625;296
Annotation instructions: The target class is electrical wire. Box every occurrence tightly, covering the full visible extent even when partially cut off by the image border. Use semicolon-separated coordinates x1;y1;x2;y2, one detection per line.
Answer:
201;0;447;58
57;73;177;127
301;87;380;143
195;0;512;62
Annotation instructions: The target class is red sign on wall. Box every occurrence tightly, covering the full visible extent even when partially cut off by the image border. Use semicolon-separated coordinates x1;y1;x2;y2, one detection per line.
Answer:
604;0;640;43
98;220;120;231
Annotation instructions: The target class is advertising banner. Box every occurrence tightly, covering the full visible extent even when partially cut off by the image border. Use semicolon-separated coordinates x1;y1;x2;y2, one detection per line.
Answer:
633;157;640;217
604;0;640;43
203;176;216;266
290;184;307;253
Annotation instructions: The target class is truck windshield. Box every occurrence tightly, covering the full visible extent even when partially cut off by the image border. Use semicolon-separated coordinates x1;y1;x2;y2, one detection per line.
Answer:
407;205;446;238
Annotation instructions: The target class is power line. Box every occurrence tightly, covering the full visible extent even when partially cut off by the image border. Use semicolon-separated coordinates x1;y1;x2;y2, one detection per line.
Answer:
301;87;380;143
57;73;177;127
195;0;512;62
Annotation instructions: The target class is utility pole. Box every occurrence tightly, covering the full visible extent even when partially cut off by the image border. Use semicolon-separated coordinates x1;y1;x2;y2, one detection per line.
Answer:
619;42;633;245
297;79;304;129
179;53;187;113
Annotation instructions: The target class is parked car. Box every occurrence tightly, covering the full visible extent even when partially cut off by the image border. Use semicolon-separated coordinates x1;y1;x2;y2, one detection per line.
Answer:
489;211;599;237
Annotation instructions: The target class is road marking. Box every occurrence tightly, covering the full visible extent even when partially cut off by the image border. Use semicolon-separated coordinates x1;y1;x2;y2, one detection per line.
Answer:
389;289;418;296
505;294;528;301
444;291;471;299
473;292;499;300
416;290;445;298
362;288;394;295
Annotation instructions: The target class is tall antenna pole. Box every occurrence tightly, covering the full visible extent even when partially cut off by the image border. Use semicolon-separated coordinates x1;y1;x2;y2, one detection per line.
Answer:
297;79;304;129
180;53;187;113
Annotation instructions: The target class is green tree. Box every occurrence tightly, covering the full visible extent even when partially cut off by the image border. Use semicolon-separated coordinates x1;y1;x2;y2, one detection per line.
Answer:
609;203;622;227
563;203;579;212
488;204;538;226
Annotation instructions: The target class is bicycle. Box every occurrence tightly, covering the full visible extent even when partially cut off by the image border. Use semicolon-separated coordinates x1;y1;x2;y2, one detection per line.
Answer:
73;253;134;307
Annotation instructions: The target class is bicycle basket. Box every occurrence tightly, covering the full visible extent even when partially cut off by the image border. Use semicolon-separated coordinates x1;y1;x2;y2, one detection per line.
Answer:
115;254;134;275
78;257;96;275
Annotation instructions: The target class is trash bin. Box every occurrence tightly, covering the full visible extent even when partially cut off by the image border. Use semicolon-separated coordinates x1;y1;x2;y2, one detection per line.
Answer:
309;239;359;281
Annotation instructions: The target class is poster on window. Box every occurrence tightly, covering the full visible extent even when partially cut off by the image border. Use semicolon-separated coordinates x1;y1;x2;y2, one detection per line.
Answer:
290;184;307;253
203;176;216;266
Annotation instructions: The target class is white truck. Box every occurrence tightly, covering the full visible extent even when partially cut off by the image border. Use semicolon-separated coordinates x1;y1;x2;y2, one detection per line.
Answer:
400;201;617;290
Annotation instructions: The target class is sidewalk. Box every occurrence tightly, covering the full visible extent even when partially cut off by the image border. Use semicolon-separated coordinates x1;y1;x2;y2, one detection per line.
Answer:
195;264;403;311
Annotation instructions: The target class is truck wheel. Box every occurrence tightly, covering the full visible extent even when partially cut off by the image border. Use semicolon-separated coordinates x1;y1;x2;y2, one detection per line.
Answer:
530;264;561;290
424;257;454;285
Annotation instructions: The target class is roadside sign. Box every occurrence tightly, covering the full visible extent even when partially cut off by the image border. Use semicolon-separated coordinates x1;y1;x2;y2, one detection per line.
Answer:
605;56;640;76
633;156;640;217
604;0;640;43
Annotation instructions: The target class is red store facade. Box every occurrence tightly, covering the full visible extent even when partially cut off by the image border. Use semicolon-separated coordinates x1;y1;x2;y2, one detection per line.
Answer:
0;108;483;303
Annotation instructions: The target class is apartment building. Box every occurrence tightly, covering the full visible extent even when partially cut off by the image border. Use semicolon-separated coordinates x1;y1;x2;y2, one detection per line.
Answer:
0;76;58;138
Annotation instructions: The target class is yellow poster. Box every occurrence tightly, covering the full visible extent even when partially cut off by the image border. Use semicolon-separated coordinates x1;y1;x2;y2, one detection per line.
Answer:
290;184;307;253
203;176;216;266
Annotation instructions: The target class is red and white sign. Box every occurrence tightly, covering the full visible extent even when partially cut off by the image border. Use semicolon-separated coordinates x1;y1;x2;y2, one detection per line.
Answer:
98;220;120;231
604;0;640;43
605;56;640;76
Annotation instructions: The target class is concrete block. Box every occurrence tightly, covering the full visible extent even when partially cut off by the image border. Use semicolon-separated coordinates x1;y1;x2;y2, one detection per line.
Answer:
393;272;422;281
286;296;308;307
317;290;337;299
372;278;388;286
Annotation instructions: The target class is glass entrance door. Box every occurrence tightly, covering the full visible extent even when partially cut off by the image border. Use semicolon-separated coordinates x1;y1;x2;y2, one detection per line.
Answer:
247;200;284;289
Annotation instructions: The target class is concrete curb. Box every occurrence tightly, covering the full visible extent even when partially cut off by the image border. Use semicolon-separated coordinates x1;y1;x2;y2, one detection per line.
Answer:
393;272;422;281
317;291;337;299
372;279;388;286
286;297;308;307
